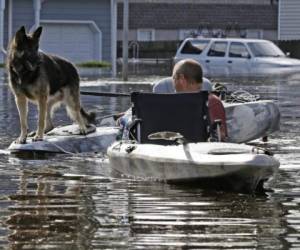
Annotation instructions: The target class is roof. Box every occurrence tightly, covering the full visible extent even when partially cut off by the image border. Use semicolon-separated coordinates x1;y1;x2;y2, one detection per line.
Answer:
185;37;273;43
117;3;277;30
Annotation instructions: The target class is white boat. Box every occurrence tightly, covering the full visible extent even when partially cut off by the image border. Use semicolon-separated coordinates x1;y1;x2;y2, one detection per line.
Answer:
107;141;280;192
107;92;280;193
7;99;280;154
8;125;119;154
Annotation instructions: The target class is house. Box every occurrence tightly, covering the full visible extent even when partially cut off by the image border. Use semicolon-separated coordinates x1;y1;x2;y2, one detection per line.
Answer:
278;0;300;40
1;0;300;73
0;0;117;74
115;0;280;59
277;0;300;58
117;0;278;42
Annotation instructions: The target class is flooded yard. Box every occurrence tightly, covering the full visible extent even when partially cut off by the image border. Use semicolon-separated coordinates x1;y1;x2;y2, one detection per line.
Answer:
0;66;300;249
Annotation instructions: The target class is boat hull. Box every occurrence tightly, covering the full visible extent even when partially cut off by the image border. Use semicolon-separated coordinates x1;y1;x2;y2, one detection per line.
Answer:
225;100;280;143
108;142;280;192
8;125;119;154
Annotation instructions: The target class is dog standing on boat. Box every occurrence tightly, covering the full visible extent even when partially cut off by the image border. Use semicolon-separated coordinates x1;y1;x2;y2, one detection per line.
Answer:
6;26;95;144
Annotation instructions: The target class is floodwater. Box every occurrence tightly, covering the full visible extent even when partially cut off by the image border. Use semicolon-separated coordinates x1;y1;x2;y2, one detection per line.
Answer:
0;66;300;249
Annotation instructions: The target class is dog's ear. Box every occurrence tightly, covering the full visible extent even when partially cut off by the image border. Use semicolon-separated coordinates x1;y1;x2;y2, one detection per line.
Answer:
15;26;26;44
17;26;26;34
33;27;43;41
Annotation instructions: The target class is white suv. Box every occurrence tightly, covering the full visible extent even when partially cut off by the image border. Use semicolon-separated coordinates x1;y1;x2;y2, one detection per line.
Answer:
174;38;300;77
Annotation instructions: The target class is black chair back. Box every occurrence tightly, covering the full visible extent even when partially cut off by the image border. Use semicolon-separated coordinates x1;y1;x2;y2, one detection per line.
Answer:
130;92;210;144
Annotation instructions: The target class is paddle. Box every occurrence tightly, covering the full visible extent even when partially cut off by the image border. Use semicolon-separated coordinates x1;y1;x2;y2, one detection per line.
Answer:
80;91;130;97
148;131;186;144
98;113;125;126
80;91;131;125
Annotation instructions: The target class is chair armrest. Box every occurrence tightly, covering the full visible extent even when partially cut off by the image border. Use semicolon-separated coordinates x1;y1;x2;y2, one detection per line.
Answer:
211;119;222;142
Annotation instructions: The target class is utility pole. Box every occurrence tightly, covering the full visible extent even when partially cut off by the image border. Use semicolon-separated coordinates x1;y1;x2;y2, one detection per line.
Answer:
0;0;6;64
110;0;117;77
122;0;129;81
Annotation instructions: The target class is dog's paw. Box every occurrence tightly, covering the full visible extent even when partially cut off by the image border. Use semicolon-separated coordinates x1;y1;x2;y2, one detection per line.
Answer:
79;128;88;135
15;137;27;144
32;136;44;142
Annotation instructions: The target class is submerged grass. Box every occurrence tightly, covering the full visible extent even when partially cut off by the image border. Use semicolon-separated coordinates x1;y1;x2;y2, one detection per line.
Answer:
76;61;111;68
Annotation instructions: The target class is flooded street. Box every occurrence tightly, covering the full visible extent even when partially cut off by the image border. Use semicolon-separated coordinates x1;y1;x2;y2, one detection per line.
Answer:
0;67;300;249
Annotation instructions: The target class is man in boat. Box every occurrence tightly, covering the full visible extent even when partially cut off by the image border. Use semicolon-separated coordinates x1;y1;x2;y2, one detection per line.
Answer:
119;59;227;141
152;59;227;141
174;59;227;141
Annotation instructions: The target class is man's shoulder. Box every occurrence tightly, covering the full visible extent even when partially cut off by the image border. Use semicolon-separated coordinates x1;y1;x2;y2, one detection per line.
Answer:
153;77;174;93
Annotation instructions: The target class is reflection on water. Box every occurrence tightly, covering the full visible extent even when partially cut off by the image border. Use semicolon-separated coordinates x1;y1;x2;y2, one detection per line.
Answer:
0;67;300;249
7;169;99;249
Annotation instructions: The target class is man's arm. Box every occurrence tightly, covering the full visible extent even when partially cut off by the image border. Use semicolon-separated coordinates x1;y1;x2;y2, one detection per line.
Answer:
208;94;228;141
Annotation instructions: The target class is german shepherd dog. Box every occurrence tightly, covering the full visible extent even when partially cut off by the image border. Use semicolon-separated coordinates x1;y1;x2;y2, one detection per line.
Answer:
6;26;95;144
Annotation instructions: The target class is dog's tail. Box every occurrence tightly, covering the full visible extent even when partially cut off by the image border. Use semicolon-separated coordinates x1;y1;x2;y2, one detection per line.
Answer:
80;108;96;124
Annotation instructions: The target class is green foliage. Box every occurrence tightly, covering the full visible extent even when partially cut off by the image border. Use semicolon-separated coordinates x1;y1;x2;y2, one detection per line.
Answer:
76;61;111;68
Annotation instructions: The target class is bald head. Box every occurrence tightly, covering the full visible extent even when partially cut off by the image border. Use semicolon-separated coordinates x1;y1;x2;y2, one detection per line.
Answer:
172;59;203;92
173;59;203;85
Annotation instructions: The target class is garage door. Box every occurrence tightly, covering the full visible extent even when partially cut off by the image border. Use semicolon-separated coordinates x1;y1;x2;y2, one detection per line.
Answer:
39;22;101;63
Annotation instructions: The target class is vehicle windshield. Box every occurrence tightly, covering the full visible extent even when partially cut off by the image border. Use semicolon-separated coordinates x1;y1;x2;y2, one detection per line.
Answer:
247;41;285;57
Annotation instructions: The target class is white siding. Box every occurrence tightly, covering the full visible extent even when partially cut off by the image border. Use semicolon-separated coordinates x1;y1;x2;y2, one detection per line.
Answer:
279;0;300;40
41;0;111;61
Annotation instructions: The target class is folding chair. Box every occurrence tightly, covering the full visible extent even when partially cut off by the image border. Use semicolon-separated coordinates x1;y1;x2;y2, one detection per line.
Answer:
129;91;210;144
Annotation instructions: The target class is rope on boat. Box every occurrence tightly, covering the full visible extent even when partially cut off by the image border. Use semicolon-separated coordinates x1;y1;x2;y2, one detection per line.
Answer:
212;82;260;103
227;90;260;103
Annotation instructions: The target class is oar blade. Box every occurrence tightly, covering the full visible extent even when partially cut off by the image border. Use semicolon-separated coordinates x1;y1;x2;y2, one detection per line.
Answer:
80;91;130;97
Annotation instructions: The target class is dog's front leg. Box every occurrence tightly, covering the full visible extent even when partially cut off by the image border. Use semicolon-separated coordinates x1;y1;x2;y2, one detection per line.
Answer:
34;96;47;141
15;95;28;144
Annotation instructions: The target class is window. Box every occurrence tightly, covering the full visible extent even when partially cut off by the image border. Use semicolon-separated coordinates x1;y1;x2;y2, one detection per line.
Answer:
229;42;250;58
247;41;285;57
137;29;155;41
180;40;210;55
207;42;228;57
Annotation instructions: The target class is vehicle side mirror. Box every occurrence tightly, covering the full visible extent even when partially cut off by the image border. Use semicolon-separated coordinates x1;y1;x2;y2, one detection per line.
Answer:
241;52;251;59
